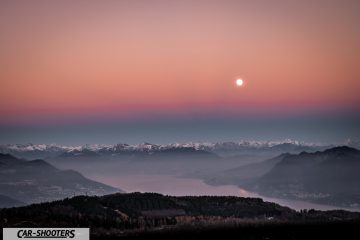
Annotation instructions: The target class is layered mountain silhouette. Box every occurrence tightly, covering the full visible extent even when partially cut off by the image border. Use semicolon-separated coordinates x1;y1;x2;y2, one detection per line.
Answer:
0;153;120;207
0;142;327;177
206;153;289;186
0;141;327;160
209;146;360;207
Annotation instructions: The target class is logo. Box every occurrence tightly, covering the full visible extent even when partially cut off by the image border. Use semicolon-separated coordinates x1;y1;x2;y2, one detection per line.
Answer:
3;228;89;240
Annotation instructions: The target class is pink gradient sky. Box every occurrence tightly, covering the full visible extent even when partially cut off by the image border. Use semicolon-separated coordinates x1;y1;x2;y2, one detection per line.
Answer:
0;0;359;125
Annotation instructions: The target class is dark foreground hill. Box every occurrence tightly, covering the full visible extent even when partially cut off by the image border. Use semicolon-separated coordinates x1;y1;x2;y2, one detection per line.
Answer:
1;192;359;239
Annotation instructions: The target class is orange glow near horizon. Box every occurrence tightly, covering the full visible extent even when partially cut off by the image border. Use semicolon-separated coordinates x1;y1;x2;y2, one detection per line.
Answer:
0;0;359;124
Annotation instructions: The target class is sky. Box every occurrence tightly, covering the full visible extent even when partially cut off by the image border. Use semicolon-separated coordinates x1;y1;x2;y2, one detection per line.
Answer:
0;0;359;144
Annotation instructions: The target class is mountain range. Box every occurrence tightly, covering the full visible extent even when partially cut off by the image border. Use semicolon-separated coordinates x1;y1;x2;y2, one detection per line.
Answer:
1;142;359;210
0;141;330;177
0;140;330;160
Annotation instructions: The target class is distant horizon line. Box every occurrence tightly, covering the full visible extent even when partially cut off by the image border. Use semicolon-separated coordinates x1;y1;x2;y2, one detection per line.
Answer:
1;138;358;147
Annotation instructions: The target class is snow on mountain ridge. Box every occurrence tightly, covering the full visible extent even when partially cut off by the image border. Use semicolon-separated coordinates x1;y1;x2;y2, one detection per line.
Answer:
0;139;331;155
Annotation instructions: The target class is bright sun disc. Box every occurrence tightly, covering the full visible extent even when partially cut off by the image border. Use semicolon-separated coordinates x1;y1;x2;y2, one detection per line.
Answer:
236;79;244;86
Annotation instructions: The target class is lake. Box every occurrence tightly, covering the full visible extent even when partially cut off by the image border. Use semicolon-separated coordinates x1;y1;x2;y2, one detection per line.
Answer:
90;174;360;212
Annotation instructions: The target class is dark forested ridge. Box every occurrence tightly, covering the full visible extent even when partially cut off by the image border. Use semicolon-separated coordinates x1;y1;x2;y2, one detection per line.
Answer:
1;192;359;239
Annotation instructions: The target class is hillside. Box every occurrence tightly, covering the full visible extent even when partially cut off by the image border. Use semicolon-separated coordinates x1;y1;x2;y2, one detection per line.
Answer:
0;194;25;208
0;153;121;206
253;146;360;207
205;154;289;186
209;146;360;208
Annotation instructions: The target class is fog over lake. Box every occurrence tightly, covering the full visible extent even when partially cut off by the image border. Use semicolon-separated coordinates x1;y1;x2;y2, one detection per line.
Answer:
90;174;359;212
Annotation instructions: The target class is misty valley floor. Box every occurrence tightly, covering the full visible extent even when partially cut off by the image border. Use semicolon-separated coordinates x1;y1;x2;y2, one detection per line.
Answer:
89;174;360;212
